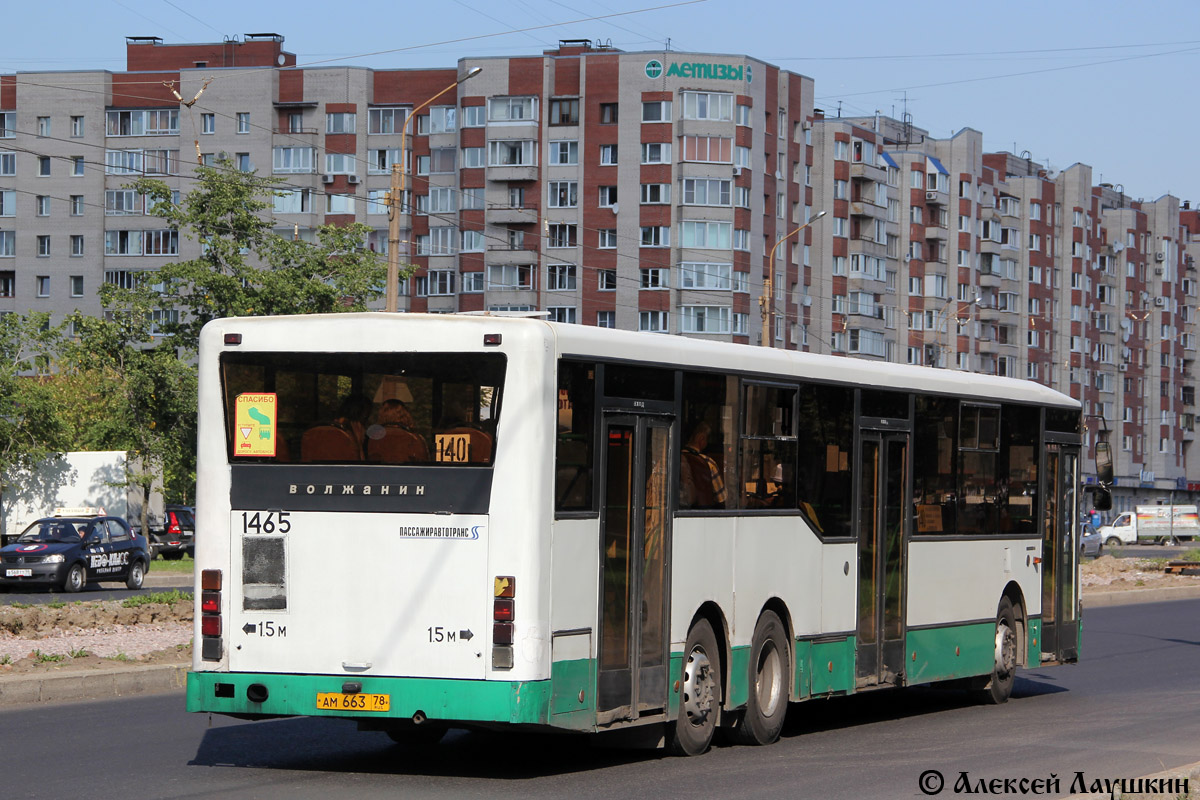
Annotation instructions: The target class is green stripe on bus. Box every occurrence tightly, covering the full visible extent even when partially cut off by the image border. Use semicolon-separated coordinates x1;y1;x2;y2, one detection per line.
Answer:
550;657;595;729
808;637;856;696
1028;617;1043;665
905;623;996;684
187;672;554;725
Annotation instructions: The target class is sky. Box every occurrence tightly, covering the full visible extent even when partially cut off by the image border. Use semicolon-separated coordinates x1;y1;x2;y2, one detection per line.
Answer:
4;0;1197;202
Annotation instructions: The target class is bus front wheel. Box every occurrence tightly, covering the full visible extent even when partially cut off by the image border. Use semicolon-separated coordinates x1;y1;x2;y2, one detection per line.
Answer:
973;597;1018;705
667;618;721;756
728;611;789;746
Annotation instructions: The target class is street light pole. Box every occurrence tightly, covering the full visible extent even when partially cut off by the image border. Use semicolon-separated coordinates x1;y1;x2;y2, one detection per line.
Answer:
761;210;826;348
385;66;483;313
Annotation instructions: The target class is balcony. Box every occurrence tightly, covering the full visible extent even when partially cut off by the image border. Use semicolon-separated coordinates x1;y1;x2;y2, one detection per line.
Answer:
275;127;318;135
487;164;539;182
486;204;539;225
924;188;949;206
850;160;885;181
850;199;885;220
980;238;1001;255
924;225;948;241
487;243;538;264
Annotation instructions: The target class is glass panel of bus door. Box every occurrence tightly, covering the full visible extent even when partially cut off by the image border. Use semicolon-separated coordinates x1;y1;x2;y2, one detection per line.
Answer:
856;431;909;688
1041;444;1079;662
597;416;671;719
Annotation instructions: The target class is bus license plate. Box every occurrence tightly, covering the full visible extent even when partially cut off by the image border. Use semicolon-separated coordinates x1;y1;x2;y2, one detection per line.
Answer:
315;692;390;712
5;569;31;577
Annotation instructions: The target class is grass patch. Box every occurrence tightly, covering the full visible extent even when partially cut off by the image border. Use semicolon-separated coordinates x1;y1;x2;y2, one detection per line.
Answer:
108;653;133;662
0;654;11;665
9;602;30;610
1139;557;1170;569
33;650;65;663
68;647;90;659
47;600;66;609
121;590;192;608
1181;548;1200;563
150;555;195;574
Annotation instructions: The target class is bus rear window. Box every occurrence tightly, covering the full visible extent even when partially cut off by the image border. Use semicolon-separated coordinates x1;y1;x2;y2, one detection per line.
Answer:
220;351;505;466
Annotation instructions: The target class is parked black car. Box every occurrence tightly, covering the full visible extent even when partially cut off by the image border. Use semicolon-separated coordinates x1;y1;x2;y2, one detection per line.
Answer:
148;505;195;560
0;514;150;592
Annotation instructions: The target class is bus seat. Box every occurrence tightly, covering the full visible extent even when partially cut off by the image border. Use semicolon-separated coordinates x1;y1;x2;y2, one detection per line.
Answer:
300;425;362;462
438;427;493;462
366;425;429;463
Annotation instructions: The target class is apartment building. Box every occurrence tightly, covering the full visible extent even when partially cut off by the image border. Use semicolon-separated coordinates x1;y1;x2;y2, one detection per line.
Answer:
0;34;1196;507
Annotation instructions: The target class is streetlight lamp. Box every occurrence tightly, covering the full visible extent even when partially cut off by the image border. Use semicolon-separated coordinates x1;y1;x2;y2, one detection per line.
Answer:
385;66;483;312
760;209;826;348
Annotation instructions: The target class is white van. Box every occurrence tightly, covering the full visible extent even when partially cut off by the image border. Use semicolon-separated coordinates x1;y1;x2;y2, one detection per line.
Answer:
1097;505;1200;546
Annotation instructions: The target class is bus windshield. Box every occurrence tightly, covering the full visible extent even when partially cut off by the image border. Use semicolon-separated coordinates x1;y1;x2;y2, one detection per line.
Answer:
220;351;505;466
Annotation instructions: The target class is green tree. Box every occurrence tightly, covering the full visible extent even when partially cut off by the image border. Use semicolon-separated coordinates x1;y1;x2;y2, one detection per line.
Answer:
60;301;197;536
112;161;388;354
0;313;67;539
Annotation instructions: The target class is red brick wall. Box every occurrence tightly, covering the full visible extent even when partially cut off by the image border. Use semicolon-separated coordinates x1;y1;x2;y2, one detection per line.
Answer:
112;72;179;107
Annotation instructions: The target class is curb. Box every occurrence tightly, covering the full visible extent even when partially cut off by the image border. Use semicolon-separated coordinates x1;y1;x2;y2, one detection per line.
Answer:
1083;584;1200;608
0;663;188;708
143;573;192;588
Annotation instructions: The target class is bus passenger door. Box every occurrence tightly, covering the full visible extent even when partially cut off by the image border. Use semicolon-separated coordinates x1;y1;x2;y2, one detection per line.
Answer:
1041;444;1079;662
856;431;909;688
596;415;672;722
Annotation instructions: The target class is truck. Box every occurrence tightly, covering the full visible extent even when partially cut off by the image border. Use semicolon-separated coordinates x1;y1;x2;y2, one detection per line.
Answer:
0;451;163;547
1097;505;1200;546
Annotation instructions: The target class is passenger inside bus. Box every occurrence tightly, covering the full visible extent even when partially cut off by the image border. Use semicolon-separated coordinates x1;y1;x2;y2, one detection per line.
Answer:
680;421;726;509
366;400;429;463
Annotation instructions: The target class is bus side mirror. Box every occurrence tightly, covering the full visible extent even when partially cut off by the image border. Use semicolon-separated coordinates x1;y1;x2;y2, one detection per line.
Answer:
1094;440;1114;485
1090;486;1113;512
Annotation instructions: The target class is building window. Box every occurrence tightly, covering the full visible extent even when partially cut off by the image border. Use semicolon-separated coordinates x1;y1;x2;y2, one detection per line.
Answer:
640;226;670;247
547;306;577;323
461;187;484;210
71;235;84;257
37;235;50;257
324;153;356;175
680;305;732;334
642;100;672;122
598;185;618;207
682;178;731;206
599;144;618;165
640;183;670;204
36;195;50;216
547;264;576;291
599;103;618;124
71;156;84;176
273;189;312;214
105;189;142;215
488;140;537;166
547;223;577;248
462;106;485;128
549;98;579;125
461;271;485;293
0;113;11;138
680;262;732;290
736;103;752;127
70;116;84;137
144;230;179;256
368;107;408;134
641;268;669;289
599;229;617;249
639;311;668;332
681;91;733;121
641;142;671;164
680;220;731;249
488;264;533;290
681;136;732;163
36;276;50;297
70;275;84;297
201;113;214;134
599;269;617;290
0;154;12;176
419;107;457;134
0;231;13;257
237;112;251;134
38;156;51;176
70;195;83;216
369;148;403;174
489;97;536;122
461;230;484;252
462;146;485;168
236;153;252;172
597;310;616;328
548;140;578;166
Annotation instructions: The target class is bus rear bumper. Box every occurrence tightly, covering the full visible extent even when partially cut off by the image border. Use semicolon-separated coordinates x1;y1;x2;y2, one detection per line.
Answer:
186;671;557;726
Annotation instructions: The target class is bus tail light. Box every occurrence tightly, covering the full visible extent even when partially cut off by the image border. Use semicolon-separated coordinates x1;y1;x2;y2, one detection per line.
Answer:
492;576;515;670
201;569;223;661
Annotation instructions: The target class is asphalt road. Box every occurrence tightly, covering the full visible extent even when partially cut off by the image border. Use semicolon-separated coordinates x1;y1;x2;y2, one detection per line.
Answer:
1;599;1198;800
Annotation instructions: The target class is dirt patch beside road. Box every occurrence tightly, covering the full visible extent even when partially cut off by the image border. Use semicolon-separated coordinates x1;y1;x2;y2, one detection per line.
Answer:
0;598;192;677
1081;554;1200;592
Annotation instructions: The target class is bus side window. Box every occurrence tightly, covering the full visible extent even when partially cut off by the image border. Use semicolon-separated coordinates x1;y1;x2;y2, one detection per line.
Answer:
555;362;595;512
679;372;736;511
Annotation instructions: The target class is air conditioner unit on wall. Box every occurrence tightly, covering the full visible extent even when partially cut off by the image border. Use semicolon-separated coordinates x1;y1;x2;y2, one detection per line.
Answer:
347;175;360;185
733;166;743;177
1118;363;1128;372
1156;252;1166;261
322;174;335;184
1154;297;1167;307
925;191;937;201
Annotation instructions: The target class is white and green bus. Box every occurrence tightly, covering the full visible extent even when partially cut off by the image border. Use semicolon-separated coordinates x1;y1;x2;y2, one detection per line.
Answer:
189;313;1090;755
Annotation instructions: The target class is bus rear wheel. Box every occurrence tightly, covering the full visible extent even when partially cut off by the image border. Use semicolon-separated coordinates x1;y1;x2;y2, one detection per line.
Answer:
729;611;789;746
667;618;721;756
973;597;1018;705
